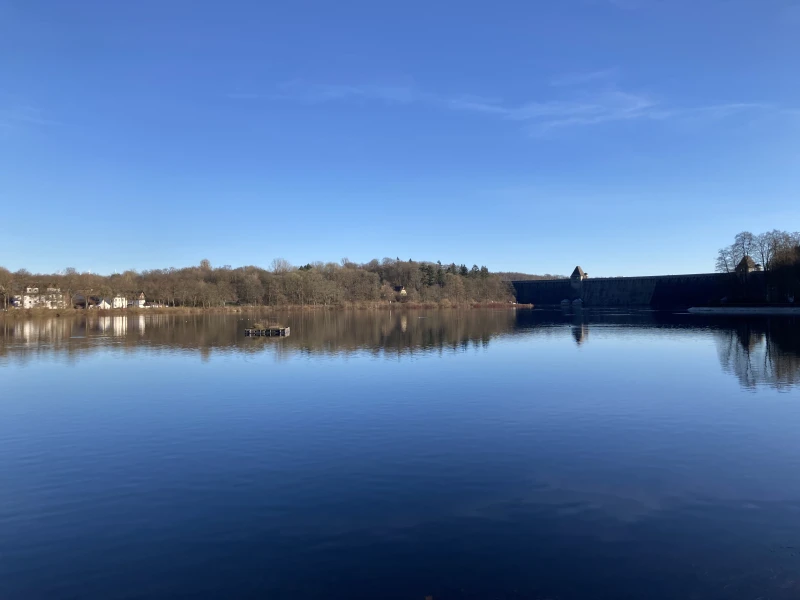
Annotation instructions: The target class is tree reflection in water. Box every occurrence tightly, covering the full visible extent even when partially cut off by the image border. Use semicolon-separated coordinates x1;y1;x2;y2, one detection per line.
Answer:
715;320;800;391
516;309;800;391
2;310;799;390
0;310;518;365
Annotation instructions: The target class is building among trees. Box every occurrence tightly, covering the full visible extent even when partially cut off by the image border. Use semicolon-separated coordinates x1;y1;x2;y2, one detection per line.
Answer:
735;255;760;275
12;287;66;309
130;293;146;308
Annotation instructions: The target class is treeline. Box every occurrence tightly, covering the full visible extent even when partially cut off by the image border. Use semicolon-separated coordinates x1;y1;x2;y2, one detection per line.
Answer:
716;230;800;273
0;258;519;309
496;272;566;281
716;230;800;300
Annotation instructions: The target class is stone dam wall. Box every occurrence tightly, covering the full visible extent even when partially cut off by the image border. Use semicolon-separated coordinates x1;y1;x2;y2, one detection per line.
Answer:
512;273;765;309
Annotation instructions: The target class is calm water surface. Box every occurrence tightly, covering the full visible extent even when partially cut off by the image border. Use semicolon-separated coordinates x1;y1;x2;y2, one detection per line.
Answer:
2;309;800;599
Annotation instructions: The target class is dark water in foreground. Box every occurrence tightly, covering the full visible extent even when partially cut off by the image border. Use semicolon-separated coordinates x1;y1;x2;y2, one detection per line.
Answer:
2;309;800;599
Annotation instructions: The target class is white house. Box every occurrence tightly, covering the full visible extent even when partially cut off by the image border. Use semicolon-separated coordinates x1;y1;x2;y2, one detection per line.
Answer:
112;295;127;309
18;287;66;309
129;292;146;308
22;287;39;309
95;298;112;310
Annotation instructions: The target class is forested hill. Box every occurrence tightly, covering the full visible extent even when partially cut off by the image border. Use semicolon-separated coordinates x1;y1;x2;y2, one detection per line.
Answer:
0;259;552;308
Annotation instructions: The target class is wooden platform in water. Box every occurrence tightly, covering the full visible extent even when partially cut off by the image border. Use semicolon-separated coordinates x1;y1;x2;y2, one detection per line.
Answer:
244;326;290;337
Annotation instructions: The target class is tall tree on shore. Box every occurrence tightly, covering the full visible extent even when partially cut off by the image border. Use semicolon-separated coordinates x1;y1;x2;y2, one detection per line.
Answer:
62;267;79;308
0;267;11;310
733;231;756;265
717;230;800;273
715;246;737;273
270;258;292;274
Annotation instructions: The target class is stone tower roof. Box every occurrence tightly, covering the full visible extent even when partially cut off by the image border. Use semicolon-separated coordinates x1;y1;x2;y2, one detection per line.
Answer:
571;266;586;279
736;255;757;273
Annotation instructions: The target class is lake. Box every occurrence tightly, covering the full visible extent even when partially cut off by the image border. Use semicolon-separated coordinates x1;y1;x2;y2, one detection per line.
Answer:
2;309;800;599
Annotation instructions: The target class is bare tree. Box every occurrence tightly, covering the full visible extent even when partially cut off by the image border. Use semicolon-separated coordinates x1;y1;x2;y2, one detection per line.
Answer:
754;232;774;272
716;246;736;273
717;231;761;272
722;230;800;273
0;267;11;310
61;267;79;308
270;258;292;274
733;231;756;264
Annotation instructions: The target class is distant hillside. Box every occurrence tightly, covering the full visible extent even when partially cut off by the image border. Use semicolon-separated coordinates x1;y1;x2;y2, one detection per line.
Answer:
497;272;567;281
0;258;518;309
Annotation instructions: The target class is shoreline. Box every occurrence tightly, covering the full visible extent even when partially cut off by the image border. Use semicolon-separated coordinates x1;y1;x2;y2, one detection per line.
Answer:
0;302;533;320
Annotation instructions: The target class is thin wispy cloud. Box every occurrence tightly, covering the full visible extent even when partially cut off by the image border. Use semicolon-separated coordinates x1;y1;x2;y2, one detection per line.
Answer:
604;0;649;9
231;79;784;135
0;106;59;129
550;68;620;87
444;89;665;131
272;81;426;105
226;92;262;100
601;0;711;12
687;102;774;118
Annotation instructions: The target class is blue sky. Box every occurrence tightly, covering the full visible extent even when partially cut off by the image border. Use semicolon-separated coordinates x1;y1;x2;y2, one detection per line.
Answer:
1;0;798;276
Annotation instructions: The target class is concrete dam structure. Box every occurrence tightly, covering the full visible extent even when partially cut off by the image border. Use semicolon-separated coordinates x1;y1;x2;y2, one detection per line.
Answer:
512;264;765;309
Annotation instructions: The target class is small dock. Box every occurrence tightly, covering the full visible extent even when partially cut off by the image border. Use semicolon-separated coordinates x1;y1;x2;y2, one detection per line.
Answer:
244;326;290;337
